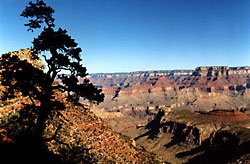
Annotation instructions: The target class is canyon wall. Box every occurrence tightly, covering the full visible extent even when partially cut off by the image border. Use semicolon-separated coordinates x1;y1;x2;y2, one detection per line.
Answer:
89;67;250;164
89;66;249;88
89;66;250;132
134;108;250;164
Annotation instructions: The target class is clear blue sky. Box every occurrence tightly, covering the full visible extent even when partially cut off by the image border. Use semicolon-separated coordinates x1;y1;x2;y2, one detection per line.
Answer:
0;0;250;73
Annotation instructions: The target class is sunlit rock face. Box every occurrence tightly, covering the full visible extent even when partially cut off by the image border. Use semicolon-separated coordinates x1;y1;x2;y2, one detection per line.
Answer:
0;48;45;96
89;65;250;164
87;70;193;88
88;66;250;134
192;66;250;77
84;67;250;164
8;48;44;70
0;48;43;92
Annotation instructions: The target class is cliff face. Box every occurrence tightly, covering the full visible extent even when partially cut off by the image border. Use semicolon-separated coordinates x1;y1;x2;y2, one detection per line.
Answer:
193;66;250;76
89;66;250;88
134;109;250;164
94;66;250;115
89;66;250;139
159;109;250;145
93;66;250;94
88;70;193;88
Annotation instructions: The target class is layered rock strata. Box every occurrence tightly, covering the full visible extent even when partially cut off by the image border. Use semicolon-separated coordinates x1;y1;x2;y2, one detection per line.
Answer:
134;109;250;164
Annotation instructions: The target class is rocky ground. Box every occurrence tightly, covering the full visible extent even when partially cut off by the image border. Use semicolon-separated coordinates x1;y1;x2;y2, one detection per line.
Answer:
0;93;165;163
0;49;164;164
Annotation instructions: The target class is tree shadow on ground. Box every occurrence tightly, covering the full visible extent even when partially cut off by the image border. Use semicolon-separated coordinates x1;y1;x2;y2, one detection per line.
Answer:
164;138;185;148
0;131;64;164
0;128;96;164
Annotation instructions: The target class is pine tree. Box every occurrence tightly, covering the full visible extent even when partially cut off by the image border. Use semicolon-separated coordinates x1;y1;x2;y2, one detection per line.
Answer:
0;0;104;141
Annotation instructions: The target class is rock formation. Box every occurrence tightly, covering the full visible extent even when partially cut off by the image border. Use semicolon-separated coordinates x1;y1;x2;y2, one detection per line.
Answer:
92;66;250;129
88;70;193;88
134;109;250;164
88;66;250;164
8;49;44;70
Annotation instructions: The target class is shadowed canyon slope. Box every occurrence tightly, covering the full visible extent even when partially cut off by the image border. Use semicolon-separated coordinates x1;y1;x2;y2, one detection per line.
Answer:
0;49;164;163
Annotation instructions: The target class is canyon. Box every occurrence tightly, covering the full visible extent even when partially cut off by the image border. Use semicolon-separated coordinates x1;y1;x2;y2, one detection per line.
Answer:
0;49;249;163
89;66;250;130
89;66;250;163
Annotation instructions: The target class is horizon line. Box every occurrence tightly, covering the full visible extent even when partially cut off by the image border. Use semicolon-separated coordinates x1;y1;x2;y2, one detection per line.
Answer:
88;65;250;75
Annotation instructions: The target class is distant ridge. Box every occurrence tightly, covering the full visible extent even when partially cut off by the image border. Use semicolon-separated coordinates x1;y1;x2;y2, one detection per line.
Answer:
88;69;193;78
88;66;250;78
